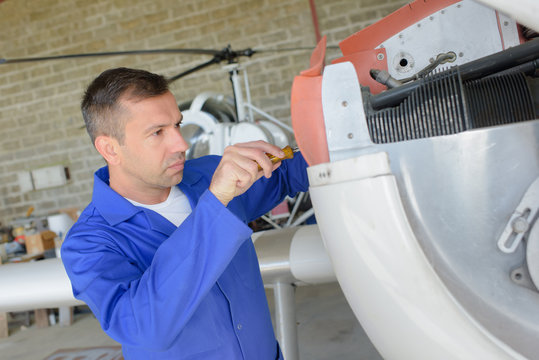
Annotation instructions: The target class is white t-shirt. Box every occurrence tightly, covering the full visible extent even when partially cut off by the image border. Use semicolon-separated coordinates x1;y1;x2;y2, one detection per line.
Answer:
126;186;192;227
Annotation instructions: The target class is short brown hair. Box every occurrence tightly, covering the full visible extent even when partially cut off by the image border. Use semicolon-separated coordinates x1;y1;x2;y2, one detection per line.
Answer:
81;67;169;144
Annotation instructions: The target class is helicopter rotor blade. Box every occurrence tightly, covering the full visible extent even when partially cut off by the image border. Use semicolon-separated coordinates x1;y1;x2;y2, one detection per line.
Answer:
0;48;223;65
0;45;339;65
167;57;223;83
252;45;339;53
167;46;257;83
0;45;340;82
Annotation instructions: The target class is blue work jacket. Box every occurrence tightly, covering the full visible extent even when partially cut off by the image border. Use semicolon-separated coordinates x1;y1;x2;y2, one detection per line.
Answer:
61;154;309;359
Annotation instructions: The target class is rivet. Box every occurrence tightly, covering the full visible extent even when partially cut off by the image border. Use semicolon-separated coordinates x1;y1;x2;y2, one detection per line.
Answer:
347;133;354;139
342;100;348;107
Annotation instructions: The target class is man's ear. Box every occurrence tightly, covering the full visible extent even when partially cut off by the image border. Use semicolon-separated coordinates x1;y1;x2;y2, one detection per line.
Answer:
95;135;121;165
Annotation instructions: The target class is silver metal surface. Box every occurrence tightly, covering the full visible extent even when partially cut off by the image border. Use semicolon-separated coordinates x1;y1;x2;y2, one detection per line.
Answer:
376;120;539;358
323;101;539;355
526;212;539;290
254;227;300;284
378;0;520;81
182;123;210;160
321;62;373;162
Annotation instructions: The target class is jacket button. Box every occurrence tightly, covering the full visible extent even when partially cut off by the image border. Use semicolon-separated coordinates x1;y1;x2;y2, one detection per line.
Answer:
237;323;242;330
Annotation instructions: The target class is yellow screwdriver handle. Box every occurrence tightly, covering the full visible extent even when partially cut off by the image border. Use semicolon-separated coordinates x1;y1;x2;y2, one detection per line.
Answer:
258;145;295;170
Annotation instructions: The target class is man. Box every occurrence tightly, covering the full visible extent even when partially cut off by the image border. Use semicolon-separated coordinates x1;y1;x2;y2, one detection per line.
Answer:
61;67;309;359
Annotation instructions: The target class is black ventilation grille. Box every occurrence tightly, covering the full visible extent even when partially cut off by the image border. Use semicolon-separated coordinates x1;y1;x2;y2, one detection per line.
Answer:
366;70;535;144
466;73;535;128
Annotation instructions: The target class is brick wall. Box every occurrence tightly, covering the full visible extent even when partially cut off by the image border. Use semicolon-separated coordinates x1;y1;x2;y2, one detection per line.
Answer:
0;0;407;225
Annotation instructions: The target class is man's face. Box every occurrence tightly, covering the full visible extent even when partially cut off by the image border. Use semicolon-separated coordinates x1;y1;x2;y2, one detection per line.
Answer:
116;91;189;193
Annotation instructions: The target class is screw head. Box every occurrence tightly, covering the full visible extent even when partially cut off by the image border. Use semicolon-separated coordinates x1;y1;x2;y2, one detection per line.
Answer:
512;216;529;233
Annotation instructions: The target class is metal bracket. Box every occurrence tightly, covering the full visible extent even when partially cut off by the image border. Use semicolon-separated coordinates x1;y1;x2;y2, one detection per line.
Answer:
497;177;539;253
321;62;373;162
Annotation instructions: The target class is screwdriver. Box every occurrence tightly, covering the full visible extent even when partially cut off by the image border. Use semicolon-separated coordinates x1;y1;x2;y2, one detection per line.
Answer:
257;145;299;170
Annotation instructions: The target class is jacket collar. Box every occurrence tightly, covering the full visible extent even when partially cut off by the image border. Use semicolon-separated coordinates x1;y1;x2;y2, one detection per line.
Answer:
92;165;204;227
92;167;138;226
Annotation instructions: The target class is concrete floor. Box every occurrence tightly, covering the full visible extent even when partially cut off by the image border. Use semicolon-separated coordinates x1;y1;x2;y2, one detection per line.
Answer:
0;308;118;359
289;283;383;360
0;282;382;359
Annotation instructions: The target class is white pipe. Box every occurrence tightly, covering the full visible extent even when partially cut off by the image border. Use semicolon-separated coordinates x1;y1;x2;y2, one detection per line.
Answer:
0;258;84;312
273;282;299;360
243;69;255;122
255;225;338;360
253;224;336;285
290;208;315;227
289;225;335;284
244;103;295;133
286;192;305;227
261;214;283;230
0;226;330;360
189;91;224;112
229;67;247;122
0;225;334;313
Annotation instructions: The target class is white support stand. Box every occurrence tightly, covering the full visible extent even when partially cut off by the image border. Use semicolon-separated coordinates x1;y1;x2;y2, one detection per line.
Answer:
273;282;299;360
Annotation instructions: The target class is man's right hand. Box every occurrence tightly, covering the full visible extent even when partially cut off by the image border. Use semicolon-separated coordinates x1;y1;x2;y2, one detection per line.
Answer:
209;141;285;206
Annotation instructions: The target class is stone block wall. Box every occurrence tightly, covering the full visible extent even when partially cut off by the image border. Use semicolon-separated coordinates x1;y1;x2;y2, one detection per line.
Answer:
0;0;407;224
